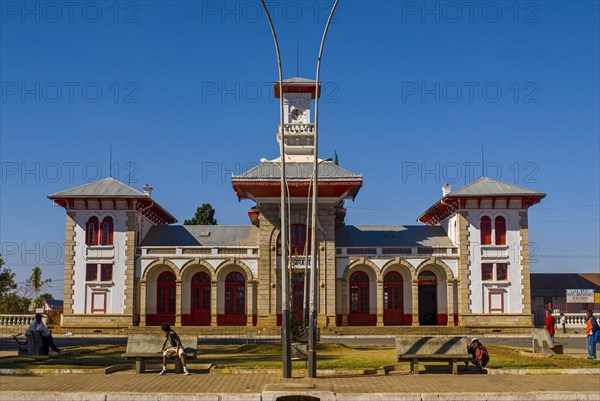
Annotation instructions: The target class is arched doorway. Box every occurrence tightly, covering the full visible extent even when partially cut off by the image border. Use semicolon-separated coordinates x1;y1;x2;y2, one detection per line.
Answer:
292;273;305;323
156;271;176;325
418;270;437;326
190;272;211;326
383;271;403;326
222;271;246;326
348;271;374;326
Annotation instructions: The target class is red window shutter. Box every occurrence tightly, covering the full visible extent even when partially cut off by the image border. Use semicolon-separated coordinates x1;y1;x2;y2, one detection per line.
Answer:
100;217;114;245
480;216;491;245
481;263;494;281
86;217;99;245
86;264;97;281
495;217;506;245
100;264;113;281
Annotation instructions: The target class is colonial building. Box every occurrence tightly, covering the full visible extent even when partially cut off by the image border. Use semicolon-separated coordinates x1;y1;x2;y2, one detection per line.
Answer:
49;77;546;330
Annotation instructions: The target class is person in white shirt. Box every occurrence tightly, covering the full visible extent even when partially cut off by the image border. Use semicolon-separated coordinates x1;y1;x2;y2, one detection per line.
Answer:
26;313;60;354
560;313;567;334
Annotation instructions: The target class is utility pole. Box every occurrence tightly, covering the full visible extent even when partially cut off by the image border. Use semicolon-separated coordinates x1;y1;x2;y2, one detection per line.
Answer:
308;0;340;379
259;0;291;378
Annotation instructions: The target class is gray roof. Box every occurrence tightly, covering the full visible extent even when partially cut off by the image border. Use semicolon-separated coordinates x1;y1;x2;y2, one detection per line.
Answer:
279;77;317;84
447;177;545;197
142;225;259;247
49;177;147;198
336;225;453;248
233;162;361;181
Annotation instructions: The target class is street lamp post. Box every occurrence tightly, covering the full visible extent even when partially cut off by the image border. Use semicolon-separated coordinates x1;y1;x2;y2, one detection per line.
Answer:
259;0;291;378
308;0;340;379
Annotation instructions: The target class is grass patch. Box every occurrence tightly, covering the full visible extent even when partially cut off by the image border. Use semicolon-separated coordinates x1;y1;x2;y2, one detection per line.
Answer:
1;343;598;371
0;345;126;370
486;345;600;369
199;343;397;370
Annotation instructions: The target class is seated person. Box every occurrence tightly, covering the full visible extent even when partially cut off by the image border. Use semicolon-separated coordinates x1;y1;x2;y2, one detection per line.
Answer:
158;322;189;375
26;313;60;354
465;338;489;372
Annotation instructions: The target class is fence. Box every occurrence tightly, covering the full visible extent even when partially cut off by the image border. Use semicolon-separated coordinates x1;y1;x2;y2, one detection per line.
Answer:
534;303;600;327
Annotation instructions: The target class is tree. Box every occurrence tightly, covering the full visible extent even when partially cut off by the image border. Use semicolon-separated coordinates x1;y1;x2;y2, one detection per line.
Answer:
21;267;51;300
0;255;18;298
184;203;218;225
33;292;54;309
0;293;31;313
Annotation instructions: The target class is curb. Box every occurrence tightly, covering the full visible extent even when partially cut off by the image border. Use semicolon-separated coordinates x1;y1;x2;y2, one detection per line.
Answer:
1;392;600;401
486;368;600;375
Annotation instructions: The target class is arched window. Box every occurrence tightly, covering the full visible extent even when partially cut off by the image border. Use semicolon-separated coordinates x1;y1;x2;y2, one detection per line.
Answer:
495;216;506;245
277;224;311;256
100;217;113;245
86;216;99;245
480;216;492;245
349;271;370;315
157;271;176;314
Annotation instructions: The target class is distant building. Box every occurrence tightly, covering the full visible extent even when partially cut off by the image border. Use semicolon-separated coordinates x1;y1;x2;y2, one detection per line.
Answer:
48;77;546;330
43;298;64;312
531;273;600;311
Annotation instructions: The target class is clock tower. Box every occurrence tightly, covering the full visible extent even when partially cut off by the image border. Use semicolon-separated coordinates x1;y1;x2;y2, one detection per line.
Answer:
274;77;320;159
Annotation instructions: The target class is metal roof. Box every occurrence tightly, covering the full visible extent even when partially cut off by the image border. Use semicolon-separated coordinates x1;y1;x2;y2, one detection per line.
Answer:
232;162;361;181
448;177;546;197
48;178;177;224
142;225;259;247
530;273;600;297
49;177;147;198
280;77;317;84
335;225;453;248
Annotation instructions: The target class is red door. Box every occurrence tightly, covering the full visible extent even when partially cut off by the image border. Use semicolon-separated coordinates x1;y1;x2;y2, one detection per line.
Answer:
348;271;374;326
292;274;305;322
156;271;175;325
383;271;404;325
221;272;246;326
190;272;211;326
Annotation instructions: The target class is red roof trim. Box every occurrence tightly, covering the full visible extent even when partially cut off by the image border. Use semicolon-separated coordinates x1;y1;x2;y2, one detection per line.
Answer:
418;194;545;226
49;196;177;225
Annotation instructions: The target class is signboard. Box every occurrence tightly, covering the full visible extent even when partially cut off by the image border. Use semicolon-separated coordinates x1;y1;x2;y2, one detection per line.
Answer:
566;289;595;303
290;257;311;269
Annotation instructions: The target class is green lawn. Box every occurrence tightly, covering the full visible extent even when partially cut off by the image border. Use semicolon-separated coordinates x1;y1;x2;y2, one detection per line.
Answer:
1;343;598;371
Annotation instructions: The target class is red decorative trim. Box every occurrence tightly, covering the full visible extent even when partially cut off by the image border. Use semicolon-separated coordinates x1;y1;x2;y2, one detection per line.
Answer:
419;194;545;226
91;292;106;313
217;314;247;326
488;291;504;313
436;314;448;326
274;82;321;99
231;180;363;201
48;196;176;225
347;313;377;326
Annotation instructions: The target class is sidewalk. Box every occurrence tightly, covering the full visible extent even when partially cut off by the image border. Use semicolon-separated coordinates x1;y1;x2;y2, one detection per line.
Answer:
1;371;599;401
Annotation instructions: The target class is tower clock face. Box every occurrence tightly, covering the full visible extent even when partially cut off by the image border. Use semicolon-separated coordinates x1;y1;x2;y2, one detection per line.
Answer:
291;108;303;122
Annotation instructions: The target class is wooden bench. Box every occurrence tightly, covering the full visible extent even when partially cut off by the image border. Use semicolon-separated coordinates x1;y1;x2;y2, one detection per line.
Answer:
122;334;198;374
396;336;470;375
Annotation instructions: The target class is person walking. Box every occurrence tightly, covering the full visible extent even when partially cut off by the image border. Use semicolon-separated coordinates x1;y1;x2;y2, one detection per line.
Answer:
559;312;567;334
158;322;189;375
584;310;599;359
545;310;556;342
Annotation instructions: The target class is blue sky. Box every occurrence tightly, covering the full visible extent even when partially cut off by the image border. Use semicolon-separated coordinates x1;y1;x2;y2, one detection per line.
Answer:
1;0;599;298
